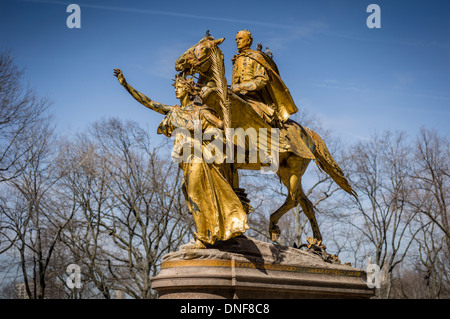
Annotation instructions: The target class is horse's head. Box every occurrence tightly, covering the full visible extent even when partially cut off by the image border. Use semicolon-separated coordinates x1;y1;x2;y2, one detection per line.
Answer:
175;36;225;78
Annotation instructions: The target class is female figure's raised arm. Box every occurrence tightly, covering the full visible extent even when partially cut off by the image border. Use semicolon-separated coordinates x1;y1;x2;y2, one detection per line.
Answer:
114;68;171;115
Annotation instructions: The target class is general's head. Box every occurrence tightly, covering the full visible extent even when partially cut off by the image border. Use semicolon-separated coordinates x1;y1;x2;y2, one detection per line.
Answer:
235;30;253;51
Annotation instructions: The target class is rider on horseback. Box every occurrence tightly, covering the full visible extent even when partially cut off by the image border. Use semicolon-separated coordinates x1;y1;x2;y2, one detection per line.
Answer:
231;29;315;161
230;30;298;128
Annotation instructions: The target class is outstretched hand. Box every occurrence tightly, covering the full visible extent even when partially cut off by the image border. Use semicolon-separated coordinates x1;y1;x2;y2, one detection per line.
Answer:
113;68;126;86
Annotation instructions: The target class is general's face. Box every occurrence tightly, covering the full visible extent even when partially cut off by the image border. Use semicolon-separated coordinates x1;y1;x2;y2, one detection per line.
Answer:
235;32;251;50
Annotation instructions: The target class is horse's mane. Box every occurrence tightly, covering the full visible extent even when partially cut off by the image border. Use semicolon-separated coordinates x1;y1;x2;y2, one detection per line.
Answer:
209;45;230;128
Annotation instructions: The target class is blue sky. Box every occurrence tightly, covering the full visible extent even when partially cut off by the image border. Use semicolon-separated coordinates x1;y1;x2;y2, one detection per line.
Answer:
1;0;449;143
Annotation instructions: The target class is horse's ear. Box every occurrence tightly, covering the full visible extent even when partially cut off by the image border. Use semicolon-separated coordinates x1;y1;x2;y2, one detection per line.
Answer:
214;38;225;46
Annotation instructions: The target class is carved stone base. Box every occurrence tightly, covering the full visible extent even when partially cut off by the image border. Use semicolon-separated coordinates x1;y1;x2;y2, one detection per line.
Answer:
150;236;374;299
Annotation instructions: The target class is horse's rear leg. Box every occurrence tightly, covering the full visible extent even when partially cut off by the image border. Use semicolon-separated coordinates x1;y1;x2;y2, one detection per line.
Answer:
297;184;322;242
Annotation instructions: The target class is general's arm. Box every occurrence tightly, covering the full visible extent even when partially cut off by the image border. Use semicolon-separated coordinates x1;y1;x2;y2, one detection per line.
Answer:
231;59;269;94
114;69;171;115
245;61;269;91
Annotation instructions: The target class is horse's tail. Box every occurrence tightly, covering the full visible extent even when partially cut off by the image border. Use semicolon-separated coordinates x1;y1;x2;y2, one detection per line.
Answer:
305;127;358;199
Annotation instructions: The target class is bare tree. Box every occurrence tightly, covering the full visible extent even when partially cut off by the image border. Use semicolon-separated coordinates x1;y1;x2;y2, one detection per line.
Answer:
344;131;425;298
55;134;116;299
416;221;449;298
2;120;75;299
0;51;51;183
410;127;449;250
0;51;77;298
398;127;450;299
390;220;450;300
58;118;194;299
0;51;51;256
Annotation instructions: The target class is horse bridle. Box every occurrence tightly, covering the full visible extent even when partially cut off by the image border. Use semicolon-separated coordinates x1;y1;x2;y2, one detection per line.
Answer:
182;41;215;83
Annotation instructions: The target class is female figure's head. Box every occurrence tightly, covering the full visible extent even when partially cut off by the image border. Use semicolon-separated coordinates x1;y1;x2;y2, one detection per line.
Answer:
172;76;201;104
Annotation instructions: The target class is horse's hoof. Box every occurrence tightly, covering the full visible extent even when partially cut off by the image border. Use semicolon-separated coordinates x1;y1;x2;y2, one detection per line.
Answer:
270;224;280;241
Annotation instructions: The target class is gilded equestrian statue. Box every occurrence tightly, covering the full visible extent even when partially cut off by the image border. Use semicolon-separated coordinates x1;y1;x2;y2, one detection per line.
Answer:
174;33;357;243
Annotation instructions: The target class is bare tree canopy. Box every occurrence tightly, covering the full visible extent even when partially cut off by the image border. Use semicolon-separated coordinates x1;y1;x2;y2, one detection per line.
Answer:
0;51;51;183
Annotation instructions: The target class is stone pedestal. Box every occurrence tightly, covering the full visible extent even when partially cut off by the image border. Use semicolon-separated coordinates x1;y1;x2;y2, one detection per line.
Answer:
151;236;374;299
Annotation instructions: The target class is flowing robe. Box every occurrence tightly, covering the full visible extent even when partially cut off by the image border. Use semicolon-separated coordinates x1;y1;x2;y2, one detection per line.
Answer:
158;103;249;245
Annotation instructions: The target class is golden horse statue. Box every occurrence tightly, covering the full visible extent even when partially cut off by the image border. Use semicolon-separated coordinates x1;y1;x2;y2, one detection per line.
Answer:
174;34;357;243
